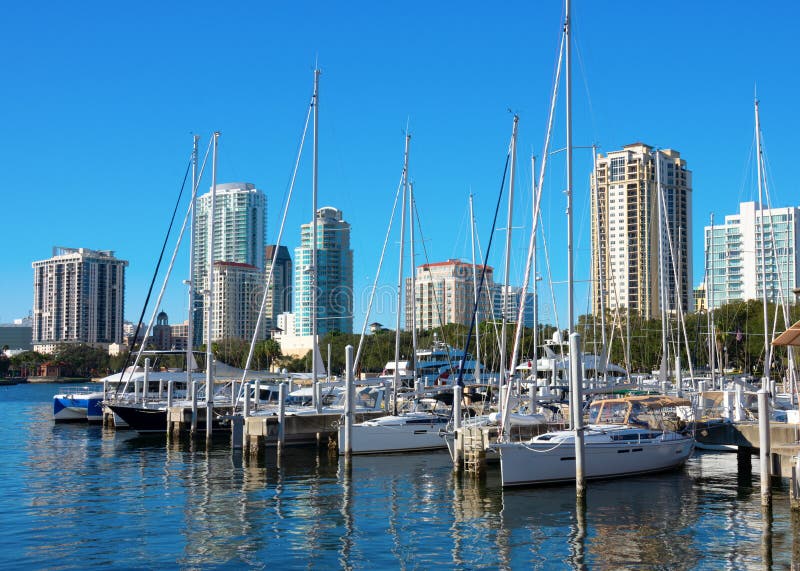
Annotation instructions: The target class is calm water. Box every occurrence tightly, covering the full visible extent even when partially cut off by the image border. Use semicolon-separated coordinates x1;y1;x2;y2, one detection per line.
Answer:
1;383;798;570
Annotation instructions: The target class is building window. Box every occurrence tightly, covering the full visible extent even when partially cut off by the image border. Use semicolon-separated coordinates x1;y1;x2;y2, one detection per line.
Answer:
610;158;625;182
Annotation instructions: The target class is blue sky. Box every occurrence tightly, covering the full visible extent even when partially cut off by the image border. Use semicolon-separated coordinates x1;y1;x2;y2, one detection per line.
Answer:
2;0;799;332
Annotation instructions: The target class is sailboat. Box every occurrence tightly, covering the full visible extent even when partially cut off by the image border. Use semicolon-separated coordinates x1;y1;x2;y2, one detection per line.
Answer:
492;0;695;487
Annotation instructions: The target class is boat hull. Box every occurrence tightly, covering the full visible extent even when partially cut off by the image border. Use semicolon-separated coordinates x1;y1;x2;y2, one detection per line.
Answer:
496;435;694;487
338;416;449;455
53;392;105;423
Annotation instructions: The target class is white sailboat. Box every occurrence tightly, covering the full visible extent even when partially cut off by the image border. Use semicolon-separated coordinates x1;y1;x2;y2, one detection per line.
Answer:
494;0;694;487
494;396;694;486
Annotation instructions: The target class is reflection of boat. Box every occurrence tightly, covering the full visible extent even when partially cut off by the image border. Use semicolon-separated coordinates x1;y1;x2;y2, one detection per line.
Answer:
492;396;695;487
53;386;105;422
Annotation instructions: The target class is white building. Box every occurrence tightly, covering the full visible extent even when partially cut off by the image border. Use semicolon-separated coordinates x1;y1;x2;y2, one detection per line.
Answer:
705;201;800;309
591;143;693;319
32;247;127;353
405;259;494;331
191;182;266;344
205;261;266;342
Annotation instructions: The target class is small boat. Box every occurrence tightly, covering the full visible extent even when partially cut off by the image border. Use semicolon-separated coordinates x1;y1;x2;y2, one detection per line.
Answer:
53;386;105;423
339;411;450;455
491;395;695;487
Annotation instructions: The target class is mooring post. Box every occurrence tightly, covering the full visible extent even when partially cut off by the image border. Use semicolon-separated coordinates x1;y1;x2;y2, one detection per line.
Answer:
758;386;772;505
190;380;198;436
278;382;287;454
343;345;354;457
570;332;586;499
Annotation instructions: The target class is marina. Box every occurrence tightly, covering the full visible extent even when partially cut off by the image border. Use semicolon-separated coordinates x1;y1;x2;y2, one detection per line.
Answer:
3;382;800;569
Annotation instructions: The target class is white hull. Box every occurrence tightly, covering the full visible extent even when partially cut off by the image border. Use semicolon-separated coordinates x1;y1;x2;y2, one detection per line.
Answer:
495;426;694;487
338;414;448;455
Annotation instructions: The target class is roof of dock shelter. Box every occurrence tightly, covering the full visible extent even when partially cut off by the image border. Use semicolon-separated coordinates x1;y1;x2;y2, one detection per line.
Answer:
772;320;800;347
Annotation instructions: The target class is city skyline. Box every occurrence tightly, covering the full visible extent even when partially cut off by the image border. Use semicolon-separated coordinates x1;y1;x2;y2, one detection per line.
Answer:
3;1;799;333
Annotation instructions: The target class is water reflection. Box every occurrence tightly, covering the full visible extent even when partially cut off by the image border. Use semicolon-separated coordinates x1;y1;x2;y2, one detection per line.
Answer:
3;384;800;569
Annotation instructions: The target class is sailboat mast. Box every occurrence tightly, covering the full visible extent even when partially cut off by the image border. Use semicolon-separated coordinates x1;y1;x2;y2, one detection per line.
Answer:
409;180;417;379
393;134;411;415
206;131;219;406
755;98;771;383
312;68;320;412
187;134;199;386
565;0;574;335
592;144;607;384
469;194;481;383
709;213;716;388
531;155;538;383
500;115;519;386
656;149;669;390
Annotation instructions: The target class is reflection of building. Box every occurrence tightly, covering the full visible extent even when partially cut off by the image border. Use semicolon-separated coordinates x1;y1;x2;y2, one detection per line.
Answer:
205;261;266;342
191;182;266;344
264;245;292;331
591;143;693;319
704;201;800;309
32;247;127;354
152;311;172;350
405;260;494;331
294;207;353;335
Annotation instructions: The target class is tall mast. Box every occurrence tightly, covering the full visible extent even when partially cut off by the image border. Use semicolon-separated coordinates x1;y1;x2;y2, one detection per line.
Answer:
500;115;519;387
469;193;481;383
755;98;771;383
409;180;417;379
187;134;199;386
206;131;219;406
656;149;669;389
530;155;538;384
708;213;716;388
565;0;574;335
312;68;321;412
393;134;411;415
592;145;607;384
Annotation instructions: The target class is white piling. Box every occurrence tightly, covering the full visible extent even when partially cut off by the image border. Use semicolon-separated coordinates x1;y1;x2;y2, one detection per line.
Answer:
143;358;150;402
343;345;354;456
570;332;586;498
190;380;198;435
735;384;745;422
278;383;287;453
758;385;772;505
453;385;463;430
243;383;250;418
254;380;260;411
206;401;214;439
167;380;174;408
158;377;164;399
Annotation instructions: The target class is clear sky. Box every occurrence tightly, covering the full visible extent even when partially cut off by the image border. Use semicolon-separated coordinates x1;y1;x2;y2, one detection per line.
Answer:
2;0;799;333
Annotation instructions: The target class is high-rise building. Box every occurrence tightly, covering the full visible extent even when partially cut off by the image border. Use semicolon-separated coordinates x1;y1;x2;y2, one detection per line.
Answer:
32;247;127;353
294;207;353;335
590;143;693;319
191;182;266;344
704;201;800;309
491;284;535;328
405;260;494;331
264;245;292;331
205;261;266;342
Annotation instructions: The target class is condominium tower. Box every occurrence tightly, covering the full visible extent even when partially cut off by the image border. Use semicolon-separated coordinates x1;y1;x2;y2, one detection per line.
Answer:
205;261;267;342
704;201;800;309
32;247;127;353
405;260;494;331
590;143;693;319
191;182;266;344
264;245;293;331
294;207;353;335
